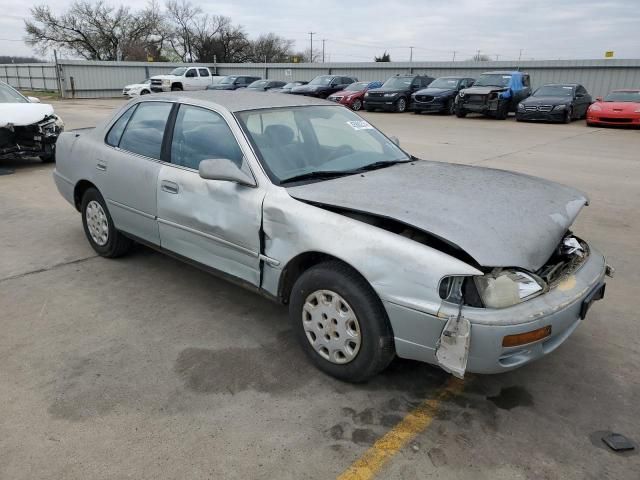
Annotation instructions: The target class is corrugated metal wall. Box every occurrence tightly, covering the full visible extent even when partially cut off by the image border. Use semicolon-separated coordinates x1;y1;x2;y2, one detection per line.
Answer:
2;59;639;99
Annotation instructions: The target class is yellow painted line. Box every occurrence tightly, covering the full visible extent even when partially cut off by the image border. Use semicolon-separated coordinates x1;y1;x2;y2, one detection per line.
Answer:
337;377;465;480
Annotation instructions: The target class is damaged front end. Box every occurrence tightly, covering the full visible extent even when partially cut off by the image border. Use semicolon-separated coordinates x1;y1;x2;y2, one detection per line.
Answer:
435;234;612;377
0;114;64;161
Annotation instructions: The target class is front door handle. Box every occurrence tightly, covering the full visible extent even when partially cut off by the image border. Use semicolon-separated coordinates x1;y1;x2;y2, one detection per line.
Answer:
96;160;107;171
161;180;179;194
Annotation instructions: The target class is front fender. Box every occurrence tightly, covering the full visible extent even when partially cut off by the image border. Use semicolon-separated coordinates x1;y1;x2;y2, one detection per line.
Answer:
261;188;481;316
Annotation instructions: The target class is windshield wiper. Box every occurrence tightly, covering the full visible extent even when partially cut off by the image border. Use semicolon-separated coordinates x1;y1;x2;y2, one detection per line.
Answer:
348;159;412;173
280;170;352;184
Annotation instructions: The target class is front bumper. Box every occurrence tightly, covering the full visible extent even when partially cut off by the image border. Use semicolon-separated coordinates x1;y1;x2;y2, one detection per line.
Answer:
516;110;566;122
386;245;607;375
364;97;401;111
587;114;640;126
458;97;507;116
412;99;447;112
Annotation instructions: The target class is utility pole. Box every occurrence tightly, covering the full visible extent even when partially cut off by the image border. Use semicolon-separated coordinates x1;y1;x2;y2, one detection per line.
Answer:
495;54;500;61
322;39;326;63
308;32;316;62
452;51;457;62
518;49;523;61
475;49;481;61
409;46;414;63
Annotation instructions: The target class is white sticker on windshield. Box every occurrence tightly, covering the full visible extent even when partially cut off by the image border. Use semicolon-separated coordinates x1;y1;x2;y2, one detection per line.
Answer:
346;120;374;130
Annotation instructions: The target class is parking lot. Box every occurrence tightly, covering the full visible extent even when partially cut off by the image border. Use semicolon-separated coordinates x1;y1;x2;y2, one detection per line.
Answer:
1;98;639;479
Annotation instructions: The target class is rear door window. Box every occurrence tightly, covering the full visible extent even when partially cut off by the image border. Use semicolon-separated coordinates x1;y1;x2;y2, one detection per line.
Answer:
198;68;210;77
118;102;173;160
106;105;137;147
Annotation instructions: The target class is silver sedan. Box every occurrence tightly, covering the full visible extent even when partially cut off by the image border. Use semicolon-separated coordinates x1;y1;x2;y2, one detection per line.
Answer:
53;91;611;382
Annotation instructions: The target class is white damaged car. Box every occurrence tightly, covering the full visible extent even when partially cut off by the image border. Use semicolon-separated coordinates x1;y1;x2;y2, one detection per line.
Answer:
0;81;64;163
122;79;152;98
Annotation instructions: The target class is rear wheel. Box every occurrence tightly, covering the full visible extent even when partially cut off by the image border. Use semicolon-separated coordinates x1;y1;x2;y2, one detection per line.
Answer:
351;99;362;111
81;188;133;258
289;261;395;382
395;97;407;113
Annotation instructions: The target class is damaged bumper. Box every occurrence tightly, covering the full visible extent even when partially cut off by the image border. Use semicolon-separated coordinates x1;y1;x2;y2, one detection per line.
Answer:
0;115;63;159
388;245;608;376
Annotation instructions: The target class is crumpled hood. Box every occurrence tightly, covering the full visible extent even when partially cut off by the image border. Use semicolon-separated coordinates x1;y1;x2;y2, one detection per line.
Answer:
0;103;55;128
291;85;324;94
287;160;588;271
462;86;508;96
594;101;640;113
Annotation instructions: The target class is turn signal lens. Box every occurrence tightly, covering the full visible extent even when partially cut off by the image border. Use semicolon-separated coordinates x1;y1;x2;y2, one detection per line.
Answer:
502;326;552;347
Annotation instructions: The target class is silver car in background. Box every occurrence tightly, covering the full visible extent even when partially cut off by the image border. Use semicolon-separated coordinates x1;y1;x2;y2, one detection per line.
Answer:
53;91;610;382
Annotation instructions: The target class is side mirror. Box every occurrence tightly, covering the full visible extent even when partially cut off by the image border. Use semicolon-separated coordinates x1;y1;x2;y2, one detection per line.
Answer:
596;96;603;102
28;96;41;103
390;136;400;147
199;158;255;187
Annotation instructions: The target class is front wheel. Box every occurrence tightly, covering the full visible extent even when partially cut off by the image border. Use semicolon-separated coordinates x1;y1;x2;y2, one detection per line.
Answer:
40;152;55;163
289;261;395;382
170;84;182;91
455;106;467;118
81;188;133;258
140;89;150;95
564;107;573;124
351;99;362;111
495;102;509;120
445;99;455;115
395;97;407;113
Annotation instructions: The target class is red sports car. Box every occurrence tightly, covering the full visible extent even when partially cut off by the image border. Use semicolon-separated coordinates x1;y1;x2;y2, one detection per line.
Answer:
587;89;640;127
327;81;383;111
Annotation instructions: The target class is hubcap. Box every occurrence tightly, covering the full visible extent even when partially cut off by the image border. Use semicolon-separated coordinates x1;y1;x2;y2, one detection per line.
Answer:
85;200;109;246
302;290;361;364
398;99;406;111
352;99;362;111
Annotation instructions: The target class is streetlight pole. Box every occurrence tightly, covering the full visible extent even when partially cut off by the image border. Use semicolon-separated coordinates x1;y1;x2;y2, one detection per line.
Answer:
409;46;414;63
309;32;316;62
322;39;326;63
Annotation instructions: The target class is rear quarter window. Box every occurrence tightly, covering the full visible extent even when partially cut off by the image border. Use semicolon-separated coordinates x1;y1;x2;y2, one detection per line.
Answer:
106;105;137;147
118;102;173;160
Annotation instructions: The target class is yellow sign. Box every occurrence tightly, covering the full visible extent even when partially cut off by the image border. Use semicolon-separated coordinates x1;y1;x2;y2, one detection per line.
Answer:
147;55;154;62
605;51;614;58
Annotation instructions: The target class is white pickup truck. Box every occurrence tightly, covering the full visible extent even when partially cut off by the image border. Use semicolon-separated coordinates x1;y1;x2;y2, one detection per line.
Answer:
150;66;217;92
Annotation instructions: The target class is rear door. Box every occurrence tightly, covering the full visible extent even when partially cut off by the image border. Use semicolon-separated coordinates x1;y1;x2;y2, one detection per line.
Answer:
99;101;174;244
157;103;264;285
198;68;211;89
184;68;199;90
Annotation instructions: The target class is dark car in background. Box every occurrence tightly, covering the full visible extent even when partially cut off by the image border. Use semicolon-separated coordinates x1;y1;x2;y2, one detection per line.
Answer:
364;74;434;112
412;77;475;115
246;80;287;92
516;84;592;123
290;75;358;98
269;81;308;94
456;71;531;119
207;76;261;90
327;81;383;111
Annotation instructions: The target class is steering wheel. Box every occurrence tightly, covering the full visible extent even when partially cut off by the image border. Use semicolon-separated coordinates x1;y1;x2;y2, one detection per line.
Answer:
327;144;355;161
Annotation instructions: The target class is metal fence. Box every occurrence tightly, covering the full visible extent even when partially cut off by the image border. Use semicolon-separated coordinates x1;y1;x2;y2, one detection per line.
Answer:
2;59;640;99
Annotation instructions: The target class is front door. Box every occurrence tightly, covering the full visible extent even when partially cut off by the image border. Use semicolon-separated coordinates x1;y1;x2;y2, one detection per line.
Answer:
99;101;174;245
157;103;264;285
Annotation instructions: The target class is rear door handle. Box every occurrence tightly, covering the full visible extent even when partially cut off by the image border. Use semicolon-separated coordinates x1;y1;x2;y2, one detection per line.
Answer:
161;180;179;194
96;160;107;171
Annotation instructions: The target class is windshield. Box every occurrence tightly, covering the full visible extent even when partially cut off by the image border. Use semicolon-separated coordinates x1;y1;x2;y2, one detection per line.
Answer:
533;85;574;97
283;83;299;89
382;77;413;89
169;67;188;76
236;106;410;184
474;74;511;87
429;78;460;89
220;76;237;85
0;83;27;103
141;79;150;84
249;80;269;88
309;76;333;86
604;91;640;102
345;82;367;92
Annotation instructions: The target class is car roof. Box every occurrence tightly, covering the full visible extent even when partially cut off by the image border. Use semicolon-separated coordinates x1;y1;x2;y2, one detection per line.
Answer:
482;71;525;75
612;88;640;92
541;83;579;87
146;90;333;112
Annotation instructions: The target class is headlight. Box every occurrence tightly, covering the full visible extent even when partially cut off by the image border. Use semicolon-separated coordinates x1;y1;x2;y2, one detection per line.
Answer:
162;79;170;85
554;104;567;111
364;92;369;97
459;91;465;98
384;93;397;97
590;105;602;111
635;108;640;113
517;103;525;110
474;270;545;308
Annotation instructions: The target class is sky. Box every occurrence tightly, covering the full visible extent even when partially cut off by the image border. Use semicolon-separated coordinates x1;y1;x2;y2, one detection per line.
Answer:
1;0;639;62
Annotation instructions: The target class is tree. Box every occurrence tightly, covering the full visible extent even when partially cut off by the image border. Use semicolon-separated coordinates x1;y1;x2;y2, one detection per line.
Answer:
0;56;43;63
24;1;164;61
375;51;391;62
246;33;294;63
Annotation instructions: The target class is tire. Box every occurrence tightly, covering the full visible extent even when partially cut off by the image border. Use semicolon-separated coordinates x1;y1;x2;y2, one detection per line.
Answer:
40;152;55;163
395;97;407;113
351;99;362;111
495;102;508;120
444;99;455;115
364;107;374;112
81;188;133;258
564;107;573;124
289;261;395;382
455;106;467;118
140;89;150;95
171;84;183;91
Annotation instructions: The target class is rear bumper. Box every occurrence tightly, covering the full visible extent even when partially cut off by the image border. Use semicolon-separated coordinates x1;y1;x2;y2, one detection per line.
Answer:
387;245;607;375
53;169;75;207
